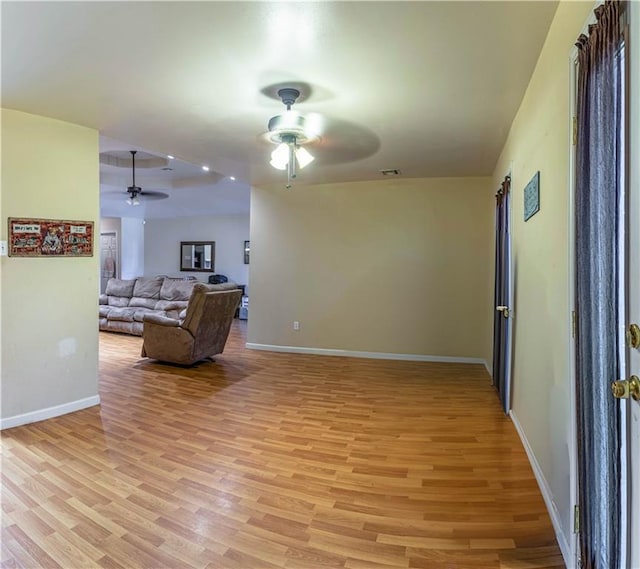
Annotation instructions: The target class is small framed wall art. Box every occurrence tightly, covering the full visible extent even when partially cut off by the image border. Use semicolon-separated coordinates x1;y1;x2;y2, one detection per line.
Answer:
8;217;94;257
524;171;540;222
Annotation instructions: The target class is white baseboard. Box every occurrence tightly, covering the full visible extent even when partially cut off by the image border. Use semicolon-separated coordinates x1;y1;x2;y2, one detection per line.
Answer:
0;395;100;430
510;410;571;567
246;343;485;364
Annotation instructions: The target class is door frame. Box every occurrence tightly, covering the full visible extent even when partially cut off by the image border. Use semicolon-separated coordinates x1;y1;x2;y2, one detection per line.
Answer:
567;10;604;565
99;230;120;294
567;42;579;567
627;2;639;565
568;5;632;566
503;163;514;413
492;164;514;413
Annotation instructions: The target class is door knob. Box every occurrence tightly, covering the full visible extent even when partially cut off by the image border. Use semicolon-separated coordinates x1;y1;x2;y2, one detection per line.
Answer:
496;306;510;318
611;375;640;401
626;323;640;349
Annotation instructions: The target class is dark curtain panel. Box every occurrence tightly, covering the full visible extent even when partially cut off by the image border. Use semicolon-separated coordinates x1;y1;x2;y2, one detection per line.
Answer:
574;1;624;567
492;175;511;414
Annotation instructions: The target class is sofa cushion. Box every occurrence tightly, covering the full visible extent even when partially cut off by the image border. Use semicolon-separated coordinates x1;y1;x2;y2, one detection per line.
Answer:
129;297;157;309
154;299;189;312
99;306;111;318
105;278;136;297
107;320;136;334
108;296;130;308
132;276;163;299
143;313;181;326
133;308;164;322
107;307;136;322
160;279;196;302
165;308;186;320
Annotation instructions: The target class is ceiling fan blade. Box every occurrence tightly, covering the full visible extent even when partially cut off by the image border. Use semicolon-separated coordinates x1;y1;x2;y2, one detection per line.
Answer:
139;190;169;201
102;189;169;201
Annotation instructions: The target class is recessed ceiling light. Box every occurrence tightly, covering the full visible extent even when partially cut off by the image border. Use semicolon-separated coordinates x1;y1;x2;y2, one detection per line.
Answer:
230;176;236;181
379;169;401;176
202;166;210;172
167;155;175;160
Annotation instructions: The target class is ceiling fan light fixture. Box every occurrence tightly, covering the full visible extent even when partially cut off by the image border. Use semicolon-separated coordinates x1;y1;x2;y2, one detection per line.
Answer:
270;142;290;170
266;87;319;187
267;112;318;145
269;139;314;173
296;146;314;169
126;188;142;206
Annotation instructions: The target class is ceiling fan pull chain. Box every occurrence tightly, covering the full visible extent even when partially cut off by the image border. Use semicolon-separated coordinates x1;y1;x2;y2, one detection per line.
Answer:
287;143;296;189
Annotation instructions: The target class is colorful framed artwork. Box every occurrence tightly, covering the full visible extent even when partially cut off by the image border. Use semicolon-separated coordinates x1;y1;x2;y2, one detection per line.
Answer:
8;218;94;257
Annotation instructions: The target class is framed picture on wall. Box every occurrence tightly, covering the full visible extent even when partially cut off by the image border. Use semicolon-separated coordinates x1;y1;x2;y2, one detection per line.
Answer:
524;171;540;221
8;217;94;257
244;240;250;264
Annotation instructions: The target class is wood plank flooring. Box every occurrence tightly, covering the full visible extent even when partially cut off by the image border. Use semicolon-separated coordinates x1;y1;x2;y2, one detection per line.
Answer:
1;321;565;568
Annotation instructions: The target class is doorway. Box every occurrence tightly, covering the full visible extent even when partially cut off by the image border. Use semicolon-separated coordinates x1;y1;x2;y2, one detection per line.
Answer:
100;232;118;293
571;3;634;565
492;173;513;414
627;2;639;565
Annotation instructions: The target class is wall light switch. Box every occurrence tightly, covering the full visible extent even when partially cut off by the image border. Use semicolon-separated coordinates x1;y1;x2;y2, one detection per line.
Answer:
0;241;7;256
293;321;300;331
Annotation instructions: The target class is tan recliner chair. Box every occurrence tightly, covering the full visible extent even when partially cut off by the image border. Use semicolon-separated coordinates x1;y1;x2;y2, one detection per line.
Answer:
141;284;242;365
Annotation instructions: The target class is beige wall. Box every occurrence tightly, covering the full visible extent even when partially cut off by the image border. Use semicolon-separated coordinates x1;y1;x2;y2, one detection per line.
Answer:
144;214;250;285
120;217;145;279
1;109;100;424
249;177;493;359
487;0;593;555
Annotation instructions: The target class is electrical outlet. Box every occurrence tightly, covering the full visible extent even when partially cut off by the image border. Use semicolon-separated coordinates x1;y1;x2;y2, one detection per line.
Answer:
293;321;300;331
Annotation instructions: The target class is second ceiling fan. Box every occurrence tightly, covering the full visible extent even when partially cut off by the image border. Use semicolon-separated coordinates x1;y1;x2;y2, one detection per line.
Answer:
125;150;169;206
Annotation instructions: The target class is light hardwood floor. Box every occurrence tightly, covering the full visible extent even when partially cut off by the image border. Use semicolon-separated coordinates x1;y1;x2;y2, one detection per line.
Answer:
1;321;565;568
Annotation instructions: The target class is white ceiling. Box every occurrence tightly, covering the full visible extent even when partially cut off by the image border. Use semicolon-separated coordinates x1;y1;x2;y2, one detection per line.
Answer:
98;136;250;219
2;1;559;218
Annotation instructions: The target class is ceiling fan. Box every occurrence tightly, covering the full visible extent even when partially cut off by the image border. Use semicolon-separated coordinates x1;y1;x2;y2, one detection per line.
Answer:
264;88;320;189
124;150;169;206
256;83;381;188
102;150;169;206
